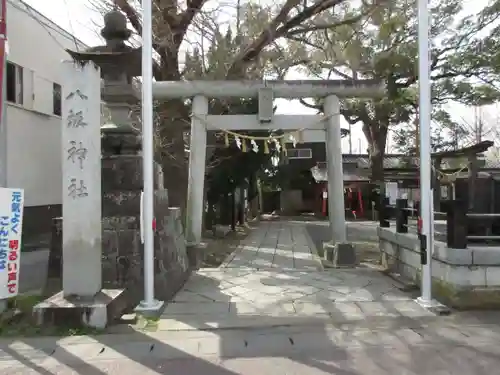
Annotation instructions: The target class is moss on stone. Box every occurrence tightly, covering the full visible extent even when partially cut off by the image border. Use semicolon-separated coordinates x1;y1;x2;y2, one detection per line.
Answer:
414;270;500;309
381;245;500;310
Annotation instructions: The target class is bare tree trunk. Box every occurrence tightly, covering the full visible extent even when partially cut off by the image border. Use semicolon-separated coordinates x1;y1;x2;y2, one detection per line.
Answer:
369;147;384;185
157;100;189;210
365;124;388;193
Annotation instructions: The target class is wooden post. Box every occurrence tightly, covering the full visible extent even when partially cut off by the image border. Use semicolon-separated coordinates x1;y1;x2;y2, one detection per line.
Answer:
468;154;478;210
446;199;467;249
433;157;442;212
379;197;390;228
396;198;408;233
231;191;236;231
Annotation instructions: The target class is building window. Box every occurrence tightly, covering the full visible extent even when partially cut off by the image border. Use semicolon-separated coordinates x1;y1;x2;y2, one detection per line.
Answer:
53;83;61;116
6;62;23;105
287;148;312;159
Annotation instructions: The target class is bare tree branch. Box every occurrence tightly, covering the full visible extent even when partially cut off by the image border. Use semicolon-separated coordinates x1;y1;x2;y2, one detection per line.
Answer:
174;0;209;46
285;16;363;36
226;0;301;76
115;0;142;35
299;98;321;110
226;0;358;77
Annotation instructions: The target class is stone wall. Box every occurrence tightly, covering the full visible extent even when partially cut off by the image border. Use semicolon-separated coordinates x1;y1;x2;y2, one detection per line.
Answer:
100;203;190;309
378;227;500;309
49;155;192;310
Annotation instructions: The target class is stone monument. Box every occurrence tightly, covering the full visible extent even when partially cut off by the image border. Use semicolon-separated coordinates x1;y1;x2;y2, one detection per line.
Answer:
34;59;127;329
42;10;192;326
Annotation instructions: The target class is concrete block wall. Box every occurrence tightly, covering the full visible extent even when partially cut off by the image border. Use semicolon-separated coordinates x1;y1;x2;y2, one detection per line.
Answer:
378;227;500;309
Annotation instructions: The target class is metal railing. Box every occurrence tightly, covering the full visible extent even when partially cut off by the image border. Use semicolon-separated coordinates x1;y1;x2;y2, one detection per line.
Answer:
379;197;500;248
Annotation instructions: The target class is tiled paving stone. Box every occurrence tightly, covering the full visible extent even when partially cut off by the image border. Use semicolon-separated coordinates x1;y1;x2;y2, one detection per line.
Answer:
163;302;230;315
172;291;215;302
160;220;436;330
222;221;321;270
355;301;406;318
7;331;500;374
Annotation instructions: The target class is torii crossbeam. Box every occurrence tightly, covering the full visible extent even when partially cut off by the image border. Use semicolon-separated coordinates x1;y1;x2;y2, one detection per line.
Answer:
150;79;384;247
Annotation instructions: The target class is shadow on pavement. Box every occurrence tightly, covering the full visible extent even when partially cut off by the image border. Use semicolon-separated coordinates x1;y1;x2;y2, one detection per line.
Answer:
3;272;500;374
4;219;500;373
0;274;357;374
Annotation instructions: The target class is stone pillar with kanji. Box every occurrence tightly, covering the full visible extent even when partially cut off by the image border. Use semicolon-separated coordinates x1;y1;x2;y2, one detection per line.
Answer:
60;61;103;297
33;61;127;329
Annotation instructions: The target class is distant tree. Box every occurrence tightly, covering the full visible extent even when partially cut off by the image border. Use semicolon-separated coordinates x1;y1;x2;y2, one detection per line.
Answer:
91;0;373;211
298;0;500;188
392;109;469;154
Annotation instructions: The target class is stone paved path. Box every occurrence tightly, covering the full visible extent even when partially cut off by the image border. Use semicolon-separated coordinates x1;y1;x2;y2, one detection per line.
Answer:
159;220;433;331
221;220;321;270
3;314;500;374
3;220;500;374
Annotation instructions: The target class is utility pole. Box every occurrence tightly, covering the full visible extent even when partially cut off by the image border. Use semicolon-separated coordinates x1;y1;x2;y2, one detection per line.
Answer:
0;0;7;187
135;0;163;314
416;0;442;311
0;0;7;314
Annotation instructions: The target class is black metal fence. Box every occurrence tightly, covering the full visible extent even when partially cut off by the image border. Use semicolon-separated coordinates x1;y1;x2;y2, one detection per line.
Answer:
379;197;500;249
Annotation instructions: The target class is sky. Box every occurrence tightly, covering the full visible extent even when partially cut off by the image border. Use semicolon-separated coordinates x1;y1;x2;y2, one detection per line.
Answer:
23;0;498;154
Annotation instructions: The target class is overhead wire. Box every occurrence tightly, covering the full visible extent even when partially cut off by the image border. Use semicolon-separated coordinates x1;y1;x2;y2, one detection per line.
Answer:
17;0;83;52
62;0;79;51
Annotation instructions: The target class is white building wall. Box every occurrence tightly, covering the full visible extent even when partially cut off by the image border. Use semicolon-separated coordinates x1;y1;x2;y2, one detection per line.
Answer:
5;0;87;206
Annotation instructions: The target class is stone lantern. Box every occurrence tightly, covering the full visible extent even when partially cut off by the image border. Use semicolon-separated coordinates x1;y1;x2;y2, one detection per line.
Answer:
66;9;142;155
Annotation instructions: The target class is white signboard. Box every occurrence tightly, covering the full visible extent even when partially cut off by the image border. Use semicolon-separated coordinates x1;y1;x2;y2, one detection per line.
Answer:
386;182;398;205
0;188;24;299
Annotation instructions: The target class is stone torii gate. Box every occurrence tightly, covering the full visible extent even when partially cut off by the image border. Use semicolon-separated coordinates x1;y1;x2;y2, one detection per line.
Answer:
152;80;383;250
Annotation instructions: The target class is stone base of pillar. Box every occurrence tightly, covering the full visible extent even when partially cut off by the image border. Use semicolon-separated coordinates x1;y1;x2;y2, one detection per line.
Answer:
186;242;207;271
33;289;127;329
323;242;357;268
134;299;165;318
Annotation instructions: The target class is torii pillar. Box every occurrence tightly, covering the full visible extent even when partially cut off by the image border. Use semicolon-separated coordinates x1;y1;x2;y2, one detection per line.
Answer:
151;80;383;253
